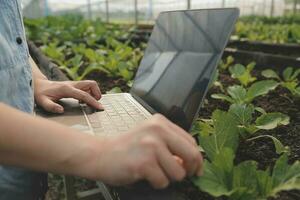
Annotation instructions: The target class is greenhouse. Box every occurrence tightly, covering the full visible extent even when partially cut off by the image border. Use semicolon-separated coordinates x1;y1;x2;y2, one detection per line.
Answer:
0;0;299;200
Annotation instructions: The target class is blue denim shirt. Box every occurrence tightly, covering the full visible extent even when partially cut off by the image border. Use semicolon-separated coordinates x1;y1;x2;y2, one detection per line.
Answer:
0;0;33;112
0;0;47;199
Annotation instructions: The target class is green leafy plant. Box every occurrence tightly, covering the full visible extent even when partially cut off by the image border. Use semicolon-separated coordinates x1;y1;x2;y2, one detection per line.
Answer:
194;150;300;200
229;62;257;86
208;69;224;92
41;41;65;66
262;67;300;96
228;104;290;135
196;110;240;160
59;54;84;80
233;20;300;43
107;87;123;94
193;104;294;199
25;15;142;83
219;55;234;71
228;104;290;154
211;80;279;104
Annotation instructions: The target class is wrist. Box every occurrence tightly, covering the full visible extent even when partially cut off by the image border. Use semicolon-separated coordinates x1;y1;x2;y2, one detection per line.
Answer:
69;135;108;180
34;75;48;83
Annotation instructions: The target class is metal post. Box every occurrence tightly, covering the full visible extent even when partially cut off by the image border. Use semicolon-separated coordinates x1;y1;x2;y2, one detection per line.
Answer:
134;0;138;26
148;0;153;19
222;0;226;8
270;0;274;17
44;0;49;16
293;0;297;14
105;0;109;23
187;0;191;9
87;0;92;20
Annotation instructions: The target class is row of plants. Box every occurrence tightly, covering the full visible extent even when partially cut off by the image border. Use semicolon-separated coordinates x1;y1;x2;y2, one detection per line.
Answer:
24;15;300;89
191;57;300;200
233;21;300;44
239;15;300;25
25;15;144;85
232;14;300;44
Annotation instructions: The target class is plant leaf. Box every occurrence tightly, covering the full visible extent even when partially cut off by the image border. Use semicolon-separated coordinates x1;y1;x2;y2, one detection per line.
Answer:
255;106;267;114
295;86;300;96
231;161;261;200
281;81;299;95
209;69;219;89
229;104;254;125
227;85;248;104
261;69;281;80
246;80;279;102
229;64;256;86
248;135;290;155
211;93;234;103
193;148;235;197
283;67;293;82
291;68;300;80
255;112;290;130
198;121;214;137
270;154;300;196
198;110;239;160
107;87;122;94
229;104;256;136
230;64;246;77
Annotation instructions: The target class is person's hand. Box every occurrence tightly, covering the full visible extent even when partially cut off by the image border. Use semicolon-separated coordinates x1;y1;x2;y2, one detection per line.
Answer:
34;79;103;113
85;114;203;189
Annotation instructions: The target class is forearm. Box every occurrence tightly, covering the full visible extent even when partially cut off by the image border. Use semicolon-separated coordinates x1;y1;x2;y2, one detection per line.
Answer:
29;56;47;81
0;103;104;179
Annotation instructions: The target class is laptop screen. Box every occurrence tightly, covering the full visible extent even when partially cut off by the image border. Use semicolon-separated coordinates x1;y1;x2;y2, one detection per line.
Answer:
130;8;239;131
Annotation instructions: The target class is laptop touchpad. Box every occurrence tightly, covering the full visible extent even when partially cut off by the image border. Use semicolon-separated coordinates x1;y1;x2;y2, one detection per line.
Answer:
36;98;91;132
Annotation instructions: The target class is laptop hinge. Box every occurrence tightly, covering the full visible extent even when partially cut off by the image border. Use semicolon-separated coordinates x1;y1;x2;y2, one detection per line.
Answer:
130;93;157;115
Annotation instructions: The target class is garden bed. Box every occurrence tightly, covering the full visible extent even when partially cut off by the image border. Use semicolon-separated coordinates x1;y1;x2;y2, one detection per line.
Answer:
227;40;300;58
26;15;299;200
29;39;300;200
223;48;300;70
105;64;300;200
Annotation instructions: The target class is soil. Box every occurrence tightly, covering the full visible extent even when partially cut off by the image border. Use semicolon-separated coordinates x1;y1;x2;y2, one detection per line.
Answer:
85;71;131;93
227;42;300;58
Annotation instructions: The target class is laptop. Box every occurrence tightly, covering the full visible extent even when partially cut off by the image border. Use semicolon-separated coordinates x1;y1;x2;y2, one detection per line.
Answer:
38;8;240;137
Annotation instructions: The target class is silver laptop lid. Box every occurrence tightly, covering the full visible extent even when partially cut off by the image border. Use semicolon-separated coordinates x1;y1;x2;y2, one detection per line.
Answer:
130;8;240;131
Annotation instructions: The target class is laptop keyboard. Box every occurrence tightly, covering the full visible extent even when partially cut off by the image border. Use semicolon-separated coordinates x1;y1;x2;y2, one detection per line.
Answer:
82;94;151;136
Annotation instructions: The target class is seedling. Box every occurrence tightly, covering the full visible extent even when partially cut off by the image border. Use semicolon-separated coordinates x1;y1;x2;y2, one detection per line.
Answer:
229;62;257;86
195;110;240;160
208;69;224;92
194;150;300;200
41;41;65;66
228;104;290;135
218;55;234;71
107;87;122;94
262;67;300;97
59;54;84;80
228;104;290;154
193;108;296;200
211;80;279;104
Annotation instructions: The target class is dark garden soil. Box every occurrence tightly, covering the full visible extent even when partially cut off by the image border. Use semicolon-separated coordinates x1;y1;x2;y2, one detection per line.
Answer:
227;41;300;58
86;71;131;93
